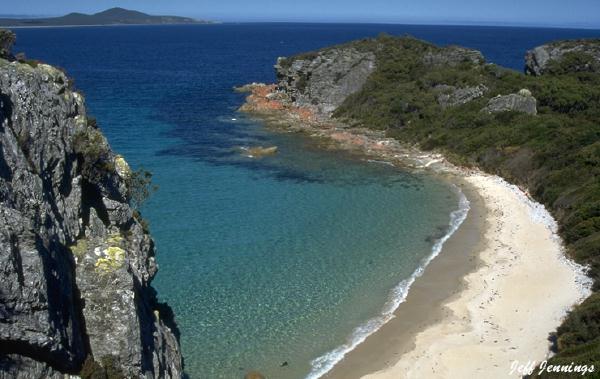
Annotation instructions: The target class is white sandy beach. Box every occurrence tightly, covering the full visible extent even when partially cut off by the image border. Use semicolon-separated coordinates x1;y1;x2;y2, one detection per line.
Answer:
361;173;591;379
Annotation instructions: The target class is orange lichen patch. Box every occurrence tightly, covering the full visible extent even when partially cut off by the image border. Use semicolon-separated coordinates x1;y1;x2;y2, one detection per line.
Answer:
291;106;317;122
240;84;287;112
330;132;368;146
254;84;277;97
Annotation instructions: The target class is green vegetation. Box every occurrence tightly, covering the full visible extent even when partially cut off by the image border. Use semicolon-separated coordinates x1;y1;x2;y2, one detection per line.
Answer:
80;355;126;379
546;51;600;75
127;169;157;234
328;34;600;372
127;168;158;210
69;238;89;260
73;114;156;232
0;29;15;58
73;120;114;181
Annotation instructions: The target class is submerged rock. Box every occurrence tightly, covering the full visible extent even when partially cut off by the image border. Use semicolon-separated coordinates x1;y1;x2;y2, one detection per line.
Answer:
239;145;278;158
244;371;266;379
483;90;537;115
0;31;182;377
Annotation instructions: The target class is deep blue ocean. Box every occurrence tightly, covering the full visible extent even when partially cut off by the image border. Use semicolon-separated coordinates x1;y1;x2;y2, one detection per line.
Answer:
14;23;600;379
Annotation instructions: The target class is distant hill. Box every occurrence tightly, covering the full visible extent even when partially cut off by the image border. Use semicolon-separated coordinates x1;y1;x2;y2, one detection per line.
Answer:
0;7;213;27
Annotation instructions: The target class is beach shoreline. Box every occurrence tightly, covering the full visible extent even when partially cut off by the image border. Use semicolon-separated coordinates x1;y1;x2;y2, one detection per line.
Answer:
237;83;592;379
326;173;591;379
323;177;486;379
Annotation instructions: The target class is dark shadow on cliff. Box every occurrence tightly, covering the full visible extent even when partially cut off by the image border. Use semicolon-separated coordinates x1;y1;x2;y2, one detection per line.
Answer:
0;93;13;181
0;236;87;374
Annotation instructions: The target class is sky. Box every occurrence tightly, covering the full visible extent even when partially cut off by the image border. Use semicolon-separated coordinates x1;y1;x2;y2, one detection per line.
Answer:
3;0;600;28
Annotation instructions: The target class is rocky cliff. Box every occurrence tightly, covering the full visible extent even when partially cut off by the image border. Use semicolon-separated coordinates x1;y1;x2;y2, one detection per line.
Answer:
0;31;182;378
241;34;600;372
525;39;600;75
274;47;376;117
242;35;537;129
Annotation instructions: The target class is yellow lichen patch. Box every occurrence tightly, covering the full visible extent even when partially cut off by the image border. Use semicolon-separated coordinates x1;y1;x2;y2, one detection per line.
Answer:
73;115;87;128
73;92;85;109
107;232;124;246
518;88;533;97
94;246;126;272
114;155;132;179
38;63;67;83
69;238;88;261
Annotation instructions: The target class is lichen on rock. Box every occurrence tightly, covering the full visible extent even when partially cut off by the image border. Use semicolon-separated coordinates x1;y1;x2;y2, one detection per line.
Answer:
94;246;126;272
0;28;182;378
114;154;132;180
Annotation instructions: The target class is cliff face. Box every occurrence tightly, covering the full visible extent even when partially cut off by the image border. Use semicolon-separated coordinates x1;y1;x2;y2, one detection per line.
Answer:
243;35;600;372
0;38;182;378
525;39;600;75
275;47;376;117
258;36;538;127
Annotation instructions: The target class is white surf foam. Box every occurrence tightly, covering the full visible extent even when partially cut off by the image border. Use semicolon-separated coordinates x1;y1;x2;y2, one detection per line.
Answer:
489;176;593;301
305;187;471;379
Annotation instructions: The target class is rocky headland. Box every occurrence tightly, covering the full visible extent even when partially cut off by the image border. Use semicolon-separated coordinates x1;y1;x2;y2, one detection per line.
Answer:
0;30;182;378
239;34;600;375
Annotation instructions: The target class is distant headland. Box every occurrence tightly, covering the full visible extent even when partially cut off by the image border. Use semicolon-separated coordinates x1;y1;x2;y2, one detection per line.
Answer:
0;7;214;27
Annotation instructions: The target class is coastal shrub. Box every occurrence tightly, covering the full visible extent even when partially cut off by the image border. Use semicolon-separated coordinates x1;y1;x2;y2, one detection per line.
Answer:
0;29;15;58
127;168;157;210
554;292;600;353
528;338;600;378
132;210;151;234
326;35;600;369
80;355;126;379
73;124;107;160
545;51;600;75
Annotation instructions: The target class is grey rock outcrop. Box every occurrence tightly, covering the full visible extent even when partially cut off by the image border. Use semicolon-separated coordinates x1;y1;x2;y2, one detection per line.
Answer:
0;47;182;377
275;48;376;116
423;46;484;67
435;84;488;108
525;39;600;75
483;89;537;115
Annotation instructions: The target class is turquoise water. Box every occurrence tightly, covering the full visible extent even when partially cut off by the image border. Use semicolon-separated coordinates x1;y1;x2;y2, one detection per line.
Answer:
148;124;461;379
16;23;600;379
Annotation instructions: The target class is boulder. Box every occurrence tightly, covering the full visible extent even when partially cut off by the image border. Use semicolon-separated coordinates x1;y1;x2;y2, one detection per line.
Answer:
483;90;537;115
436;84;488;108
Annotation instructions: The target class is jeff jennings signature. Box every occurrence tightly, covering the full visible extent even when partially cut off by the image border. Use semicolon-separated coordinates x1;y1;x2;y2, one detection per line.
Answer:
510;360;595;376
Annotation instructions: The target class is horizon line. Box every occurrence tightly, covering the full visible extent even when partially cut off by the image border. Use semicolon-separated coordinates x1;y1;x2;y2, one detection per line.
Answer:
0;10;599;31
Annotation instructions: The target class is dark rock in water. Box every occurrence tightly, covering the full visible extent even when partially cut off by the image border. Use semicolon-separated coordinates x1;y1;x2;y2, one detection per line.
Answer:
245;370;266;379
525;39;600;75
0;31;182;378
435;84;488;108
275;47;376;116
483;89;537;115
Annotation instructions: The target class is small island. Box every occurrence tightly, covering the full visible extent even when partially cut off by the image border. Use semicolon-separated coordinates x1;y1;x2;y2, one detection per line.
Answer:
0;7;213;27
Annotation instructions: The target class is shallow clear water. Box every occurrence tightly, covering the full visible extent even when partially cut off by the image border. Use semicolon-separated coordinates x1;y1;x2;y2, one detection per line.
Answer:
15;23;600;379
